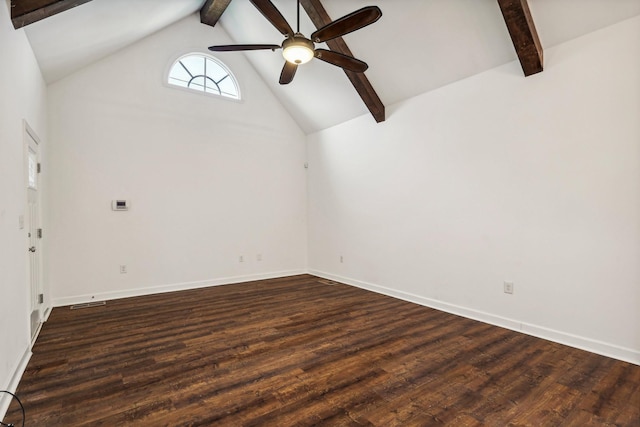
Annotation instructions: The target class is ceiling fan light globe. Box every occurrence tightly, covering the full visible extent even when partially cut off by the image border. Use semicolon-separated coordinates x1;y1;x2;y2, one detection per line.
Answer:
282;34;314;65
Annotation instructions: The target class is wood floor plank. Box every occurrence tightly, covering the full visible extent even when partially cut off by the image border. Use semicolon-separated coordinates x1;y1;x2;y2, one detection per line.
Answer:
4;274;639;426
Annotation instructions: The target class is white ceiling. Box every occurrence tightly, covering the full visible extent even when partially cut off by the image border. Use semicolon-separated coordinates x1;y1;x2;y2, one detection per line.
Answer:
24;0;640;133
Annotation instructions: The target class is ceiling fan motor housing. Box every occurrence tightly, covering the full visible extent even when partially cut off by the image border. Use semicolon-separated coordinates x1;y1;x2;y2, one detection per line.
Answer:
282;33;315;64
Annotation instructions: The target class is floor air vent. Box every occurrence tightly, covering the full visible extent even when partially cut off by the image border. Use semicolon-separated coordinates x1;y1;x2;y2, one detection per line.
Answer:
318;279;338;286
70;301;106;310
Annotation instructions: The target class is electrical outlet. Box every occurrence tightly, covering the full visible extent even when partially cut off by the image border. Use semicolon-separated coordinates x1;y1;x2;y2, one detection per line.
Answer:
120;265;127;274
340;255;344;263
239;255;244;263
504;281;514;294
257;254;262;261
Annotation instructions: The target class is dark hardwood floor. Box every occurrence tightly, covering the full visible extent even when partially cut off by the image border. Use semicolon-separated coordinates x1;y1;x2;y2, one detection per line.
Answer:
5;274;640;426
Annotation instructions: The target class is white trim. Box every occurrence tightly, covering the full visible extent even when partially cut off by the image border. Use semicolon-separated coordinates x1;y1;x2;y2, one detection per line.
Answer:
30;322;43;348
52;269;307;307
0;347;31;421
308;269;640;366
42;306;52;322
23;119;46;349
23;120;41;146
42;268;640;365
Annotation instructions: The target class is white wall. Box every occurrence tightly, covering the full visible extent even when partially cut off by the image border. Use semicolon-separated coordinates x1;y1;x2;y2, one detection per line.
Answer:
47;14;308;304
0;0;48;412
308;17;640;364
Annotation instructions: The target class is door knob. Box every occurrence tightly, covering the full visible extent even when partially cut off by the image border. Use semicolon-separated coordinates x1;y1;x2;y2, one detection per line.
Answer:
29;246;36;252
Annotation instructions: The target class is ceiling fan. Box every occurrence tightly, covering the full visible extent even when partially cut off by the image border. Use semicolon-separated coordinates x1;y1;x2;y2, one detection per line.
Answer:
208;0;382;85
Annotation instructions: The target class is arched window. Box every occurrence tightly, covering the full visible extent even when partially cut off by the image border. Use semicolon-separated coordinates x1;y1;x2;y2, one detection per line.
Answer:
168;53;240;100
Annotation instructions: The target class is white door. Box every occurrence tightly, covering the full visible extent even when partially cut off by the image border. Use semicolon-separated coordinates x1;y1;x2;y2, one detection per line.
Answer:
25;123;43;342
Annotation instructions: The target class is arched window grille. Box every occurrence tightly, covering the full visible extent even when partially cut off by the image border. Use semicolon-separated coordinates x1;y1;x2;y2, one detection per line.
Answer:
168;53;240;99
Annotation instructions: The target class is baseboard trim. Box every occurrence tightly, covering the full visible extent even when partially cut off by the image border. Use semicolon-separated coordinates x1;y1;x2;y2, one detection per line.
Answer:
0;347;32;421
42;306;52;323
52;269;307;307
309;269;640;366
47;268;640;365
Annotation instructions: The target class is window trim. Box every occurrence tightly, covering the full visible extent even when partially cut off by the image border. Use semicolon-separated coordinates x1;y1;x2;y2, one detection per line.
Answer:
164;51;242;102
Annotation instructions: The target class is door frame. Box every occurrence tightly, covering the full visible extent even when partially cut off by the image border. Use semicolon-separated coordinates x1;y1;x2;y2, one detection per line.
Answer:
23;119;45;345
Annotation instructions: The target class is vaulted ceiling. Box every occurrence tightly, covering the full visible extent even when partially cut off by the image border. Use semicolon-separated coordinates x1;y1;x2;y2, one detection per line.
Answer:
12;0;640;133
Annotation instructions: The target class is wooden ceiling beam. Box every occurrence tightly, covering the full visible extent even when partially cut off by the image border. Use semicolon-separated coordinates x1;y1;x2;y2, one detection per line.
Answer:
11;0;93;29
300;0;385;123
497;0;543;76
200;0;232;27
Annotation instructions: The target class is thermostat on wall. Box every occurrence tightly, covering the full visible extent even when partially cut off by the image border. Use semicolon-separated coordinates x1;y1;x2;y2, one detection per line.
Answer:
112;200;129;211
